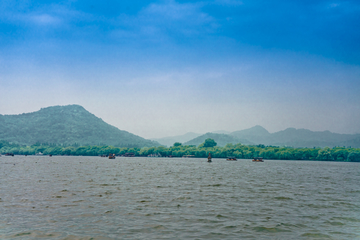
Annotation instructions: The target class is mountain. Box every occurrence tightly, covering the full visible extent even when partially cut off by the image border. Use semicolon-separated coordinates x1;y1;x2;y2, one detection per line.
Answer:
0;105;160;148
231;125;270;143
151;132;202;147
340;136;360;148
184;133;253;147
267;128;360;148
211;130;231;134
184;126;360;148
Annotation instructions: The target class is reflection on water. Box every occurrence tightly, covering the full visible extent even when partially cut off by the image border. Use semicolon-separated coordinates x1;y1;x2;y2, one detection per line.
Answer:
1;156;359;239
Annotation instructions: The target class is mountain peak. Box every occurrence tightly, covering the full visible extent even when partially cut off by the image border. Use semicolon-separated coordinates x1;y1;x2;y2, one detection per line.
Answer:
232;125;270;136
40;104;86;112
0;105;159;147
250;125;269;132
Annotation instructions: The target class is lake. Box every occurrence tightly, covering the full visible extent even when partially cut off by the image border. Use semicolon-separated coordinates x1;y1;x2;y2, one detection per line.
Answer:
1;156;359;239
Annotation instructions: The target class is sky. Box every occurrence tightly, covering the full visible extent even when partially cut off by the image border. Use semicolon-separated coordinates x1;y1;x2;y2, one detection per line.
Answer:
1;0;360;139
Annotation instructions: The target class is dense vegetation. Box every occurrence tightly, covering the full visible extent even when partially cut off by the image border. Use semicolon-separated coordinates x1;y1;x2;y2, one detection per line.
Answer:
0;105;160;148
1;139;359;162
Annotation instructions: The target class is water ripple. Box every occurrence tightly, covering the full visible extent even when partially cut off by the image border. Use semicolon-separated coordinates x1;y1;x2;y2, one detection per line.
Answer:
1;156;359;239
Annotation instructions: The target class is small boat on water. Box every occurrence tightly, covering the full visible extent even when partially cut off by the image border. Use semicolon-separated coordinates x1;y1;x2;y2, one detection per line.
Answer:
207;153;212;162
226;157;237;161
252;157;264;162
109;154;116;159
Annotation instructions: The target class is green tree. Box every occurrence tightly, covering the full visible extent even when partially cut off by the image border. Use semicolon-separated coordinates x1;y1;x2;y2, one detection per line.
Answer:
200;138;217;148
316;147;334;160
347;151;360;162
332;148;349;161
61;146;75;155
155;146;168;156
277;149;294;160
233;150;243;158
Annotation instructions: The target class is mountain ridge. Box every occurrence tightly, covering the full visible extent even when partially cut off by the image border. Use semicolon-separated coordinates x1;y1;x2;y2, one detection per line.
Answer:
183;126;360;148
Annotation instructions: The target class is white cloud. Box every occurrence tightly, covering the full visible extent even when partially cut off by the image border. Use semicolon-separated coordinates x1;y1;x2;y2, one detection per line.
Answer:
0;3;86;27
29;13;61;25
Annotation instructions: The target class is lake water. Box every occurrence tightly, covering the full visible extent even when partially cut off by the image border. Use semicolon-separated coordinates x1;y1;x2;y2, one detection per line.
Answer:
1;156;359;239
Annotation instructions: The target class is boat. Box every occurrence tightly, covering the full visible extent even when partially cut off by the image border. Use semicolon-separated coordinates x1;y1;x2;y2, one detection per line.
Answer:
252;157;264;162
108;154;116;159
207;153;212;162
226;157;237;161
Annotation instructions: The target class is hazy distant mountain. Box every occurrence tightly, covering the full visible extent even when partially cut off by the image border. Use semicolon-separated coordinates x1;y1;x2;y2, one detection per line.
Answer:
267;128;360;148
231;125;270;143
211;130;231;134
151;132;202;147
184;133;253;147
0;105;160;148
340;136;360;148
184;126;360;148
154;131;233;147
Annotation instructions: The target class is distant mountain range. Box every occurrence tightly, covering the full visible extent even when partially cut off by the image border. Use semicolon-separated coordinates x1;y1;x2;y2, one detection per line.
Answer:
181;125;360;148
231;125;360;148
152;131;237;147
1;105;358;148
0;105;160;148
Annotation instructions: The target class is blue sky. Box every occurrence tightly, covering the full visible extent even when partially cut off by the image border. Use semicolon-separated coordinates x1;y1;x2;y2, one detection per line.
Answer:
1;0;359;138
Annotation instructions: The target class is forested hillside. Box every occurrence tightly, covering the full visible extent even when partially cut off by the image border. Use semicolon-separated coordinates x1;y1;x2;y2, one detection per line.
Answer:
0;105;159;148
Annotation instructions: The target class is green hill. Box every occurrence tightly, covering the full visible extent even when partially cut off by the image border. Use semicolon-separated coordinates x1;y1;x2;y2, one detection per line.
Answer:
0;105;160;148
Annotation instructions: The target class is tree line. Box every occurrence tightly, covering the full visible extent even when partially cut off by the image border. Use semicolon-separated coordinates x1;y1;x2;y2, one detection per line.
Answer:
1;139;359;162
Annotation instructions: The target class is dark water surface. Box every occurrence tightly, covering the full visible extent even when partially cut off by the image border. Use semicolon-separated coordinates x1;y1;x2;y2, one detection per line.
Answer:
1;156;359;239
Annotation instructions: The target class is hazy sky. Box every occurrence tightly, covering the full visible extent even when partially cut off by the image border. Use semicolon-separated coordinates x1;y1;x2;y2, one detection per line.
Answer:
1;0;360;138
